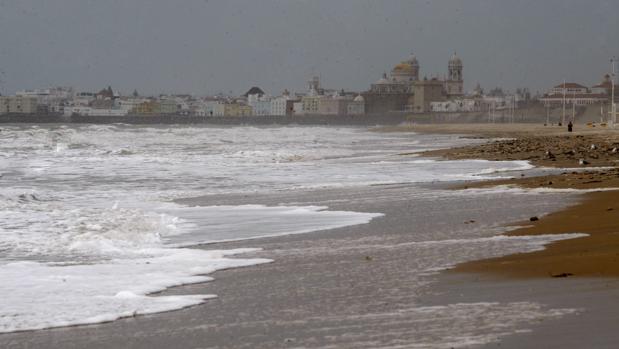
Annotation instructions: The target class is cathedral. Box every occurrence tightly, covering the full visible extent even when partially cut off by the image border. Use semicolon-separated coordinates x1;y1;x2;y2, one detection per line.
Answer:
362;52;464;114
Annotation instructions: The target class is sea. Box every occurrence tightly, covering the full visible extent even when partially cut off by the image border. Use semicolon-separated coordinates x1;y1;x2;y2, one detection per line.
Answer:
0;124;583;345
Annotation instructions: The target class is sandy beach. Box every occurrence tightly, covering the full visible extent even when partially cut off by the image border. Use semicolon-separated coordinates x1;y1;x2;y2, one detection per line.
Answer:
407;123;619;279
397;123;619;347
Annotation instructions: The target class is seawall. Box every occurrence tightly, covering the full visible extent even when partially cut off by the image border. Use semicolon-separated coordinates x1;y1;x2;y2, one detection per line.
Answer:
1;105;588;126
0;113;410;126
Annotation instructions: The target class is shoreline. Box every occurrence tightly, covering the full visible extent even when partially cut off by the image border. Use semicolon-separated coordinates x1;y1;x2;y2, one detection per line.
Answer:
455;190;619;278
411;123;619;347
0;180;581;348
404;123;619;279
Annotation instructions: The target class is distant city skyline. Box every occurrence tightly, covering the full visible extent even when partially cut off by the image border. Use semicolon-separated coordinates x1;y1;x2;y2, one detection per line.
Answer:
0;0;617;96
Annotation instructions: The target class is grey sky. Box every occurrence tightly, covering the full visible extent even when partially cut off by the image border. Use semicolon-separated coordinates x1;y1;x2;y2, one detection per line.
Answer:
0;0;617;96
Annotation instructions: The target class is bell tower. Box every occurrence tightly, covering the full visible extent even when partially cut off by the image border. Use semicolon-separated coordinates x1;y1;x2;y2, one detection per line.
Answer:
446;52;464;97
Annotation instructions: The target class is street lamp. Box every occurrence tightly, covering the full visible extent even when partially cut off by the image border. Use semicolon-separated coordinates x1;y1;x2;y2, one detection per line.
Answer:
612;57;617;127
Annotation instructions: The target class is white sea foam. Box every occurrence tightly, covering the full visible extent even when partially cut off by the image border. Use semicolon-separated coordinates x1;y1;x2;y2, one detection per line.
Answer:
473;160;534;174
159;204;384;246
374;302;578;349
407;233;587;248
0;248;271;333
412;233;588;273
462;185;619;196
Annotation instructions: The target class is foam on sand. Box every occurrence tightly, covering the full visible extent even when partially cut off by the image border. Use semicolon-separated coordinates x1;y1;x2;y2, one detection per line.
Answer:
159;204;384;246
461;185;619;195
0;248;271;333
0;198;384;333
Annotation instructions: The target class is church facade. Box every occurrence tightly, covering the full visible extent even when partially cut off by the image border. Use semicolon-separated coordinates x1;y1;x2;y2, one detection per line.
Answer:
362;53;464;114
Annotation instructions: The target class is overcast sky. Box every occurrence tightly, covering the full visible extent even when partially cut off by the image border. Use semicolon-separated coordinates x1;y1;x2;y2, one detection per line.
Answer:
0;0;617;96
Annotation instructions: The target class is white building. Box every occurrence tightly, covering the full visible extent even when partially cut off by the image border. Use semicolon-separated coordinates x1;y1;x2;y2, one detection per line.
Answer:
549;82;588;95
540;81;608;107
269;96;291;116
0;96;38;114
213;103;226;116
247;92;273;116
73;92;96;107
16;89;48;104
15;87;73;114
318;92;350;115
430;99;479;112
293;101;304;115
159;99;179;114
253;100;272;116
347;95;365;115
203;100;221;117
117;98;149;112
246;93;260;106
269;90;297;116
246;94;270;116
0;98;8;114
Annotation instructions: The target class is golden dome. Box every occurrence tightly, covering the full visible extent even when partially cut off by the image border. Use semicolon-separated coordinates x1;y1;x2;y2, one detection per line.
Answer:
393;62;413;73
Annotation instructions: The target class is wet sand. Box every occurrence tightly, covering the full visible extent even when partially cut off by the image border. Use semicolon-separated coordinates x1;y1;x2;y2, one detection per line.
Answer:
426;273;619;349
447;168;619;280
390;123;619;346
403;123;619;278
456;190;619;277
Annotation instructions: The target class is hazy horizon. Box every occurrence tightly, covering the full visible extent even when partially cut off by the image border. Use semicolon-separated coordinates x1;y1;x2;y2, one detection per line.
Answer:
0;0;617;96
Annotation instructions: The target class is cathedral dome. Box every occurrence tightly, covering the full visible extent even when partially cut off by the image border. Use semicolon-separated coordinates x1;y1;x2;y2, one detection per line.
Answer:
449;52;462;66
407;54;419;66
393;62;414;73
353;94;365;102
